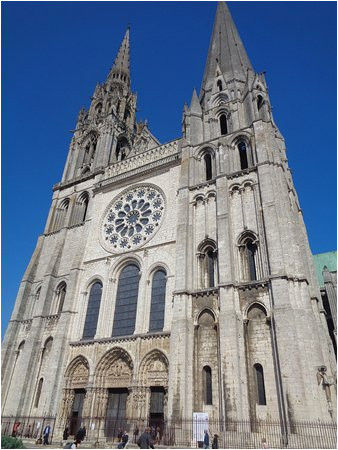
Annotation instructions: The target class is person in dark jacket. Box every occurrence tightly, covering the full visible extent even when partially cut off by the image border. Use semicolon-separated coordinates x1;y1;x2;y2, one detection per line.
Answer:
117;431;129;449
137;427;154;449
63;427;70;441
75;425;86;443
203;430;210;449
212;434;219;449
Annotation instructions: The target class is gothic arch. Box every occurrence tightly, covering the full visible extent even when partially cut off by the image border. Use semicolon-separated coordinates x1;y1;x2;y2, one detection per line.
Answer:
195;308;217;327
95;347;133;388
139;349;169;386
64;355;90;389
245;302;268;320
110;254;142;281
147;262;170;280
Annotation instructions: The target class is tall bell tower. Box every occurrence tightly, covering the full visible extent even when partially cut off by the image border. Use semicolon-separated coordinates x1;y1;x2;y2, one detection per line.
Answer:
169;1;336;426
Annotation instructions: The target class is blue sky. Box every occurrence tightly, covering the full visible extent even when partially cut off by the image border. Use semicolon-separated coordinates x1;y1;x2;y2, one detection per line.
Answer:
2;1;337;338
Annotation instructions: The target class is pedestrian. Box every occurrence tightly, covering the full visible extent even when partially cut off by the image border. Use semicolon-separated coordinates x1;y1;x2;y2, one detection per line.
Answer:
43;424;51;445
133;425;139;443
203;429;210;449
137;427;154;449
156;426;161;444
12;421;21;437
76;425;86;443
117;427;123;443
63;427;70;441
212;433;219;449
117;430;129;449
262;437;268;449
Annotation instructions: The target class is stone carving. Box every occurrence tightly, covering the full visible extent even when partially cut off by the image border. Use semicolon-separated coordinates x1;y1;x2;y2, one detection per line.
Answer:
70;361;89;387
106;359;132;386
141;353;169;386
317;367;333;405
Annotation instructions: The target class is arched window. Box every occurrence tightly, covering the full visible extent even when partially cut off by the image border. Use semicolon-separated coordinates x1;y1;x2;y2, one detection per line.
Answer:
79;192;89;223
203;366;212;405
34;378;43;408
239;233;259;282
204;154;212;181
82;281;103;340
198;241;217;289
55;282;67;314
83;133;98;166
72;192;89;225
116;137;129;162
95;103;102;115
238;142;249;170
112;264;140;337
217;80;223;92
254;363;266;405
53;198;70;231
257;95;264;111
149;269;167;332
220;114;228;135
123;108;131;122
42;337;53;364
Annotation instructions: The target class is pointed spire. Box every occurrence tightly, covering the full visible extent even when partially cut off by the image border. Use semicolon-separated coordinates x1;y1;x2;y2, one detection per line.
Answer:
201;2;253;95
108;27;130;85
190;89;202;114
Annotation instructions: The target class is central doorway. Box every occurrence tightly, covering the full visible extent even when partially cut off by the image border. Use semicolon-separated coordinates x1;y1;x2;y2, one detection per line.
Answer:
105;388;129;439
70;389;86;435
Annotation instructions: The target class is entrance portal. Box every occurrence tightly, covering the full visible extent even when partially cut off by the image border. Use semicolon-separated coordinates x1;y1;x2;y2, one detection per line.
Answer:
149;387;165;442
70;389;86;435
105;388;129;439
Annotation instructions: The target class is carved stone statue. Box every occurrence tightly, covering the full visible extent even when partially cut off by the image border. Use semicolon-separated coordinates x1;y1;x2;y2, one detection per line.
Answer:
317;366;332;403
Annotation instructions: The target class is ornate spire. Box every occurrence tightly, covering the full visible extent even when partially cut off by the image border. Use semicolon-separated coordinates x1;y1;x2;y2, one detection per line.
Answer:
200;2;253;95
108;27;130;86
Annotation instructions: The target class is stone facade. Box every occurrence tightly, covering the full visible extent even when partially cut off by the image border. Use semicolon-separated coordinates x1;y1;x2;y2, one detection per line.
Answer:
2;2;336;442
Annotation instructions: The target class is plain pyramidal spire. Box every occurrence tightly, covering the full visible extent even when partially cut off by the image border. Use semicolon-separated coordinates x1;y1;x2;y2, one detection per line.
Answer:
108;27;130;85
201;1;253;95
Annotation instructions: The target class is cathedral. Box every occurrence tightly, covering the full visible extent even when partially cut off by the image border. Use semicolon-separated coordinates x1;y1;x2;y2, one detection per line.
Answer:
2;2;336;447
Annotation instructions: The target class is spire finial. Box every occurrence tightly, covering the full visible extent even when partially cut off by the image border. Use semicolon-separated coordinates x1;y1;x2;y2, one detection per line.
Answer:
108;28;131;85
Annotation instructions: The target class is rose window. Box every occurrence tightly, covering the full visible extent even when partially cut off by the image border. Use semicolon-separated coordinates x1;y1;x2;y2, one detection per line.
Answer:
101;186;165;252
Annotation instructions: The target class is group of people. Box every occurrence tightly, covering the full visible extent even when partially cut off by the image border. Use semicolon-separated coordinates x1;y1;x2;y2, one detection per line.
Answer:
63;425;86;449
203;430;219;449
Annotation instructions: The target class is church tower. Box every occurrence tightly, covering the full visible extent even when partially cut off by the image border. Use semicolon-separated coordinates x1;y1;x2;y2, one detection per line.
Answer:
2;2;336;444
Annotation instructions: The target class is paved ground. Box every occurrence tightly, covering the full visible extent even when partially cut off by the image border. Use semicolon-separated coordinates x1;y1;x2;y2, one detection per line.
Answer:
21;439;181;449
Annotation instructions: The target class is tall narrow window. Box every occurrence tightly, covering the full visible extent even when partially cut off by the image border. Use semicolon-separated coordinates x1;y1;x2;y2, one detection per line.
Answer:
204;154;212;181
239;233;259;282
254;364;266;405
79;192;89;223
207;250;215;288
34;378;43;408
220;114;228;135
203;366;212;405
112;264;140;337
257;95;264;111
54;198;70;231
82;281;102;340
247;242;257;281
238;142;249;170
149;269;167;332
217;80;223;92
56;282;66;315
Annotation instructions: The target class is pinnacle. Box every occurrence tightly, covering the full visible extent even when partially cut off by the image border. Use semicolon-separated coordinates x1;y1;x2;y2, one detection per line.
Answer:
108;28;130;85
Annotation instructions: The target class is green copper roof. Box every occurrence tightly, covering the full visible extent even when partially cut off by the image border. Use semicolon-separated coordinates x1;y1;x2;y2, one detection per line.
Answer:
313;251;337;287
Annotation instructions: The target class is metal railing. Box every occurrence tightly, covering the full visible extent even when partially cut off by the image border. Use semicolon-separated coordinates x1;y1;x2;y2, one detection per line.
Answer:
1;416;336;448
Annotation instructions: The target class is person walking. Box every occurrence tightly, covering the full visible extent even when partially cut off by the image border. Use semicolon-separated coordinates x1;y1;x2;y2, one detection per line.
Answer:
117;430;129;449
203;429;210;449
137;427;154;449
133;425;139;443
43;424;51;445
212;433;219;449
